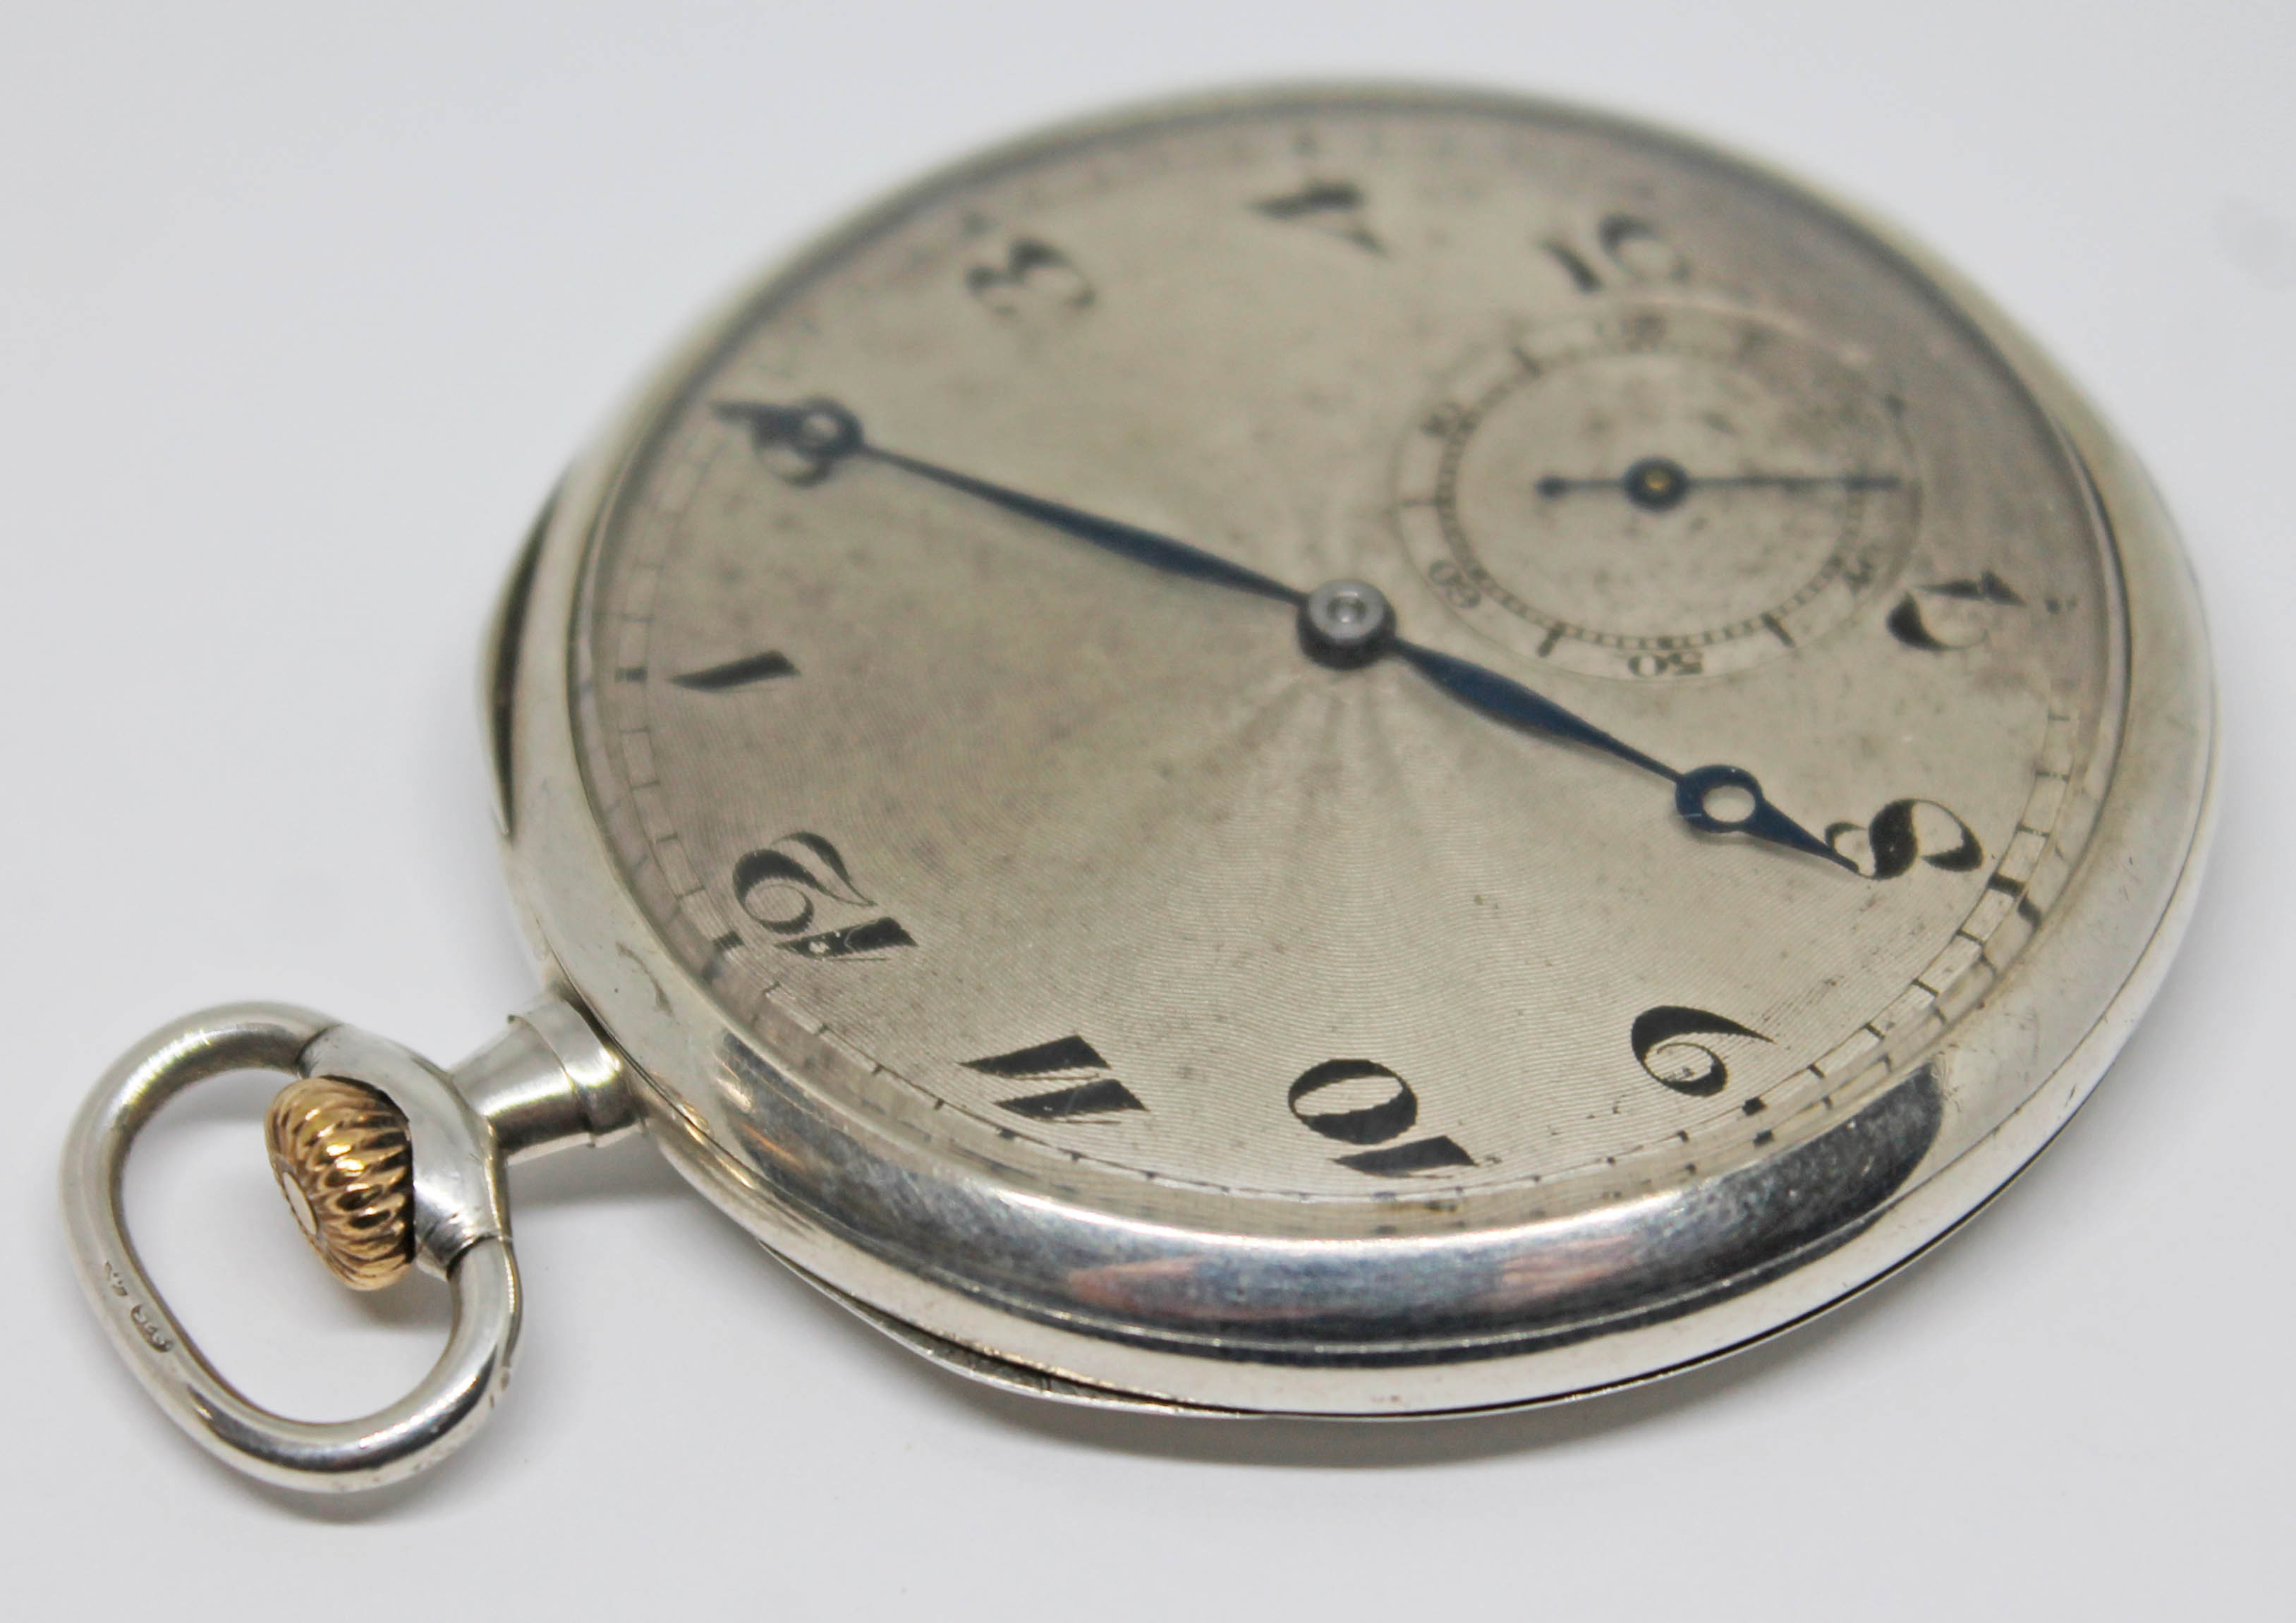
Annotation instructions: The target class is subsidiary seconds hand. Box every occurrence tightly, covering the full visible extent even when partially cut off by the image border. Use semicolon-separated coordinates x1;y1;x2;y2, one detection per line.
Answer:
715;396;1854;871
1536;455;1902;511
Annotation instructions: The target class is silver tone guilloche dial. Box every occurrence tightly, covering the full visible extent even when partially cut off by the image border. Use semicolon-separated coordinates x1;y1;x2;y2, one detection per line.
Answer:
574;93;2117;1204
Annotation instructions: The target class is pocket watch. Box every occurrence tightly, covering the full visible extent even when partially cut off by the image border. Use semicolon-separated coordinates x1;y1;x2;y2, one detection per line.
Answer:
61;83;2215;1492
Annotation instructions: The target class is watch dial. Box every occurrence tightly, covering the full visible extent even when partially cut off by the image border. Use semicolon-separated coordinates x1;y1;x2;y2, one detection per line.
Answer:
573;93;2118;1206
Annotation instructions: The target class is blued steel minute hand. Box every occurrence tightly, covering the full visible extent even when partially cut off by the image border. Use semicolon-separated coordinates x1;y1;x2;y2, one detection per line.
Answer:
714;395;1852;870
712;397;1303;607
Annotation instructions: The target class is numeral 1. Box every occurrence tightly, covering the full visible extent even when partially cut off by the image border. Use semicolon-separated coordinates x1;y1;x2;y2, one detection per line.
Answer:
672;650;797;691
1252;179;1383;254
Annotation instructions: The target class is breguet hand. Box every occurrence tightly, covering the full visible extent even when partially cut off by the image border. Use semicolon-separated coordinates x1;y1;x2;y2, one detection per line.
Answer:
1381;628;1853;869
716;396;1852;870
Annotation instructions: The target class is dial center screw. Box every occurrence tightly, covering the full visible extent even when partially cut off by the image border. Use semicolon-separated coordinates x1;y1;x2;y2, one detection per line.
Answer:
1624;456;1691;511
1299;579;1398;669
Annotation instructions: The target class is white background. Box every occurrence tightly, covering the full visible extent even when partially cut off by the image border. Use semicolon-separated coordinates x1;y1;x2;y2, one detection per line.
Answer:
4;4;2289;1617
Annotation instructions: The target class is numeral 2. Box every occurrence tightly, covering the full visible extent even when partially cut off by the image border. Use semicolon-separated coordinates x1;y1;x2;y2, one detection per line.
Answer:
731;832;915;960
1289;1060;1474;1177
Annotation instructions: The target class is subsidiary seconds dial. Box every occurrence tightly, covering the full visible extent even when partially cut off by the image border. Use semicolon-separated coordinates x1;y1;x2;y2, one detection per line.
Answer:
1397;304;1920;679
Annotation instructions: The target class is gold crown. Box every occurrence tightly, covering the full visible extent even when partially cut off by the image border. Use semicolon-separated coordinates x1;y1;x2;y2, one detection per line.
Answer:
265;1077;414;1290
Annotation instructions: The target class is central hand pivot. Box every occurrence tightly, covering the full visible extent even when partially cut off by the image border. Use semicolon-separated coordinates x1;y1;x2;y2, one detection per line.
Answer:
1299;580;1397;668
714;394;1856;872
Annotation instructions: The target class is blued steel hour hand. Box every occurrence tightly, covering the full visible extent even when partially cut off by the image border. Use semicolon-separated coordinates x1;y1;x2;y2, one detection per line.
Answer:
1381;628;1854;870
716;396;1852;870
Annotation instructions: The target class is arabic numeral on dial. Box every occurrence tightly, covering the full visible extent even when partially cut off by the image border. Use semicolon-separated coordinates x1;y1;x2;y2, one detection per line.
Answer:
714;397;861;487
1251;178;1383;254
1542;213;1690;293
732;832;862;932
968;1035;1147;1121
1826;800;1984;880
1626;648;1702;679
1420;401;1466;439
1888;571;2026;652
1289;1060;1475;1177
671;650;797;691
777;918;916;960
964;237;1094;317
1631;1007;1772;1098
1426;558;1481;608
1600;214;1691;281
731;832;915;960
